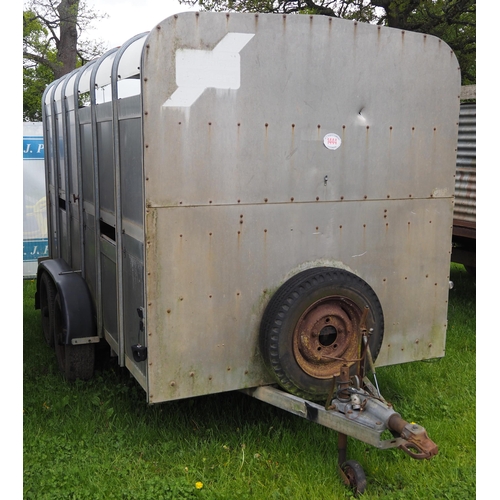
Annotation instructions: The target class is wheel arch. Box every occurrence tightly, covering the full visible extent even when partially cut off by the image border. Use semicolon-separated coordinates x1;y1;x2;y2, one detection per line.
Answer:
36;258;96;345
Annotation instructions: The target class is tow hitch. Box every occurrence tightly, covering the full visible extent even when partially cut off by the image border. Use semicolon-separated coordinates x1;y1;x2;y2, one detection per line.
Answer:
243;309;438;496
244;375;437;496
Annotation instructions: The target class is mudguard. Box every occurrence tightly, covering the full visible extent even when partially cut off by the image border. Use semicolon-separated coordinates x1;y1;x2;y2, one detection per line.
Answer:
35;258;97;345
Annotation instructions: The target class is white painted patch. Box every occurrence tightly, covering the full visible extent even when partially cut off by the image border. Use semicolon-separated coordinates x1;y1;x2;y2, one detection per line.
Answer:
163;32;255;108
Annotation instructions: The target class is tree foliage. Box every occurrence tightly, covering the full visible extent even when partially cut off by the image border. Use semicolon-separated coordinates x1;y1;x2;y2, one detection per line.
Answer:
180;0;475;83
23;0;107;121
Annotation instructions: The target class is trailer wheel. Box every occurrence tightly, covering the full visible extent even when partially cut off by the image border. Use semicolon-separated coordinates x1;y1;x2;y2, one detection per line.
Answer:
39;272;56;348
260;267;384;401
53;293;95;381
341;460;367;496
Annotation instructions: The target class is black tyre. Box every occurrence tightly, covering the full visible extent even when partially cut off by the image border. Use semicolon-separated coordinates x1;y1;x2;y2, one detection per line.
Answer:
53;293;95;381
260;267;384;401
39;272;56;347
341;460;367;496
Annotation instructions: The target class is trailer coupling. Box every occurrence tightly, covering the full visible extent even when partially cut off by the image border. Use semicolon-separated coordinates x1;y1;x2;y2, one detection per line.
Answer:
329;382;438;460
244;382;437;459
387;413;438;460
243;379;437;496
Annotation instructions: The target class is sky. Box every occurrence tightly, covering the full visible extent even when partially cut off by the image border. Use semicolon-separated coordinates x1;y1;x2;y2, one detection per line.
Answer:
86;0;199;49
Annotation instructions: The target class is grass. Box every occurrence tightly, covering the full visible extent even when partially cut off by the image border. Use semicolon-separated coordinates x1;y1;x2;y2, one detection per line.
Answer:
23;264;475;499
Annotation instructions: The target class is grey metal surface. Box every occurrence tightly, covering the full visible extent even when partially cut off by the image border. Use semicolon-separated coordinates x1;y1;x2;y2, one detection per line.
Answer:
454;102;476;225
141;11;460;404
244;385;405;450
42;12;460;404
42;37;148;381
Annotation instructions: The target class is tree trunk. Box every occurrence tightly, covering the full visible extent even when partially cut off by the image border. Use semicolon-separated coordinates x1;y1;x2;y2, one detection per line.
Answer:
56;0;79;79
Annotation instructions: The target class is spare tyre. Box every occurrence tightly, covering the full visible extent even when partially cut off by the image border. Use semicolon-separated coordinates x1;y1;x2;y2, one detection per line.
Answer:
259;267;384;401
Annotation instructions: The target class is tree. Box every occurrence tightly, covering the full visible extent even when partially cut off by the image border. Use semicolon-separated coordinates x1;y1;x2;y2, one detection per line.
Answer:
180;0;475;83
23;0;107;121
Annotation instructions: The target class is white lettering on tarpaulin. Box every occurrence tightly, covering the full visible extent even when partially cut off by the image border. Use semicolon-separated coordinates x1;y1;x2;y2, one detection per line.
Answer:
163;32;255;108
323;133;342;151
23;137;45;159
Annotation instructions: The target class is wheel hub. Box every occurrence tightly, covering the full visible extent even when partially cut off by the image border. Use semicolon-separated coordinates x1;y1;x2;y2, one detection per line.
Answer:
292;296;362;379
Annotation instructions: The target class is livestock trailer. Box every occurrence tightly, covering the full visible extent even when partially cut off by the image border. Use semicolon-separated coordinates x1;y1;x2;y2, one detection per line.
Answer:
36;11;461;494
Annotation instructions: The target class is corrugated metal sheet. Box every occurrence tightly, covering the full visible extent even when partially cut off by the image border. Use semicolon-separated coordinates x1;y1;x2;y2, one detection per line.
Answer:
454;103;476;224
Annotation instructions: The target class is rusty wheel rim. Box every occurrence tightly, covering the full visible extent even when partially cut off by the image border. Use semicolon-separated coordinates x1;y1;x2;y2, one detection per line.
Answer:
292;296;362;379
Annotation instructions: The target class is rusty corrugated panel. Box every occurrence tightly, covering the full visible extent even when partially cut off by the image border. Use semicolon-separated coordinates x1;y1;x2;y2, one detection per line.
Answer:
454;103;476;225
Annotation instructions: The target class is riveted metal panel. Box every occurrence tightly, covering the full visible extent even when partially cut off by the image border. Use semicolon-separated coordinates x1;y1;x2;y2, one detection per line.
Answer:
140;12;460;403
141;12;460;402
144;198;452;402
41;11;460;404
143;14;459;209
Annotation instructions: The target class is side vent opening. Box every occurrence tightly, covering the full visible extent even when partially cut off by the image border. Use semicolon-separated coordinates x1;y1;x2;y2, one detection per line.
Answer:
100;220;116;242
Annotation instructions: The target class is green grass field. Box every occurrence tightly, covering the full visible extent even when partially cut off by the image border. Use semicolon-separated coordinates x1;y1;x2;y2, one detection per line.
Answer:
23;264;475;499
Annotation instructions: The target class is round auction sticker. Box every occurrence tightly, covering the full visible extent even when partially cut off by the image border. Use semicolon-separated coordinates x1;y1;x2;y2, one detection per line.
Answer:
323;133;341;150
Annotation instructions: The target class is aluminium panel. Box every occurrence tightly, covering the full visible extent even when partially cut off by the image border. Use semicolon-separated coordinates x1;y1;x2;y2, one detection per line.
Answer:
146;198;452;403
141;12;460;403
143;13;460;208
